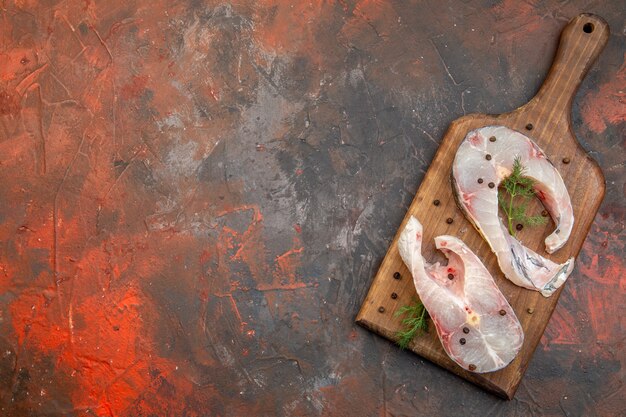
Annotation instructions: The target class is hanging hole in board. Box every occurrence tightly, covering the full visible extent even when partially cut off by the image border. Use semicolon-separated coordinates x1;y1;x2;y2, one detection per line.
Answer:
525;123;533;131
583;23;594;33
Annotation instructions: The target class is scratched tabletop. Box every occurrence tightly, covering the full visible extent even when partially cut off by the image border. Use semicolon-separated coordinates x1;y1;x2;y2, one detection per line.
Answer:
0;1;624;416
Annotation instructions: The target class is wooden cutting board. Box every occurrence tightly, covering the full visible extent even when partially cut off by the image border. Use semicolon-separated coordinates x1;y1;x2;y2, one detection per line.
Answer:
356;13;609;400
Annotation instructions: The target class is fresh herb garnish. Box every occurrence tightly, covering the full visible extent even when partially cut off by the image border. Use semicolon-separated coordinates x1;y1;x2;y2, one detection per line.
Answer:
497;156;547;236
394;300;429;349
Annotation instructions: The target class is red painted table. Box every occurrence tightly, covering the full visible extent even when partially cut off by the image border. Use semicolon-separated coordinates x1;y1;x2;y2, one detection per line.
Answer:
1;1;624;416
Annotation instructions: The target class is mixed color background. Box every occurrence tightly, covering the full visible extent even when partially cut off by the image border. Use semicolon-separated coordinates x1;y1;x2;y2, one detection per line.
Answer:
0;0;624;416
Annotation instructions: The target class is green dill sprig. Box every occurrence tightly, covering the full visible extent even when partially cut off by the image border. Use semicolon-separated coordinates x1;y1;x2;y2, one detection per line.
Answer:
497;156;547;236
394;300;429;349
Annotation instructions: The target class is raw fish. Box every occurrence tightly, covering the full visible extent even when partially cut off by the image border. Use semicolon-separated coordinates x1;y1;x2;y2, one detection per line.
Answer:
398;216;524;373
452;126;574;297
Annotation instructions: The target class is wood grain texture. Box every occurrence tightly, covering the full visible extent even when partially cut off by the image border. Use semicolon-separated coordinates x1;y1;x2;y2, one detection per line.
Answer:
356;13;609;400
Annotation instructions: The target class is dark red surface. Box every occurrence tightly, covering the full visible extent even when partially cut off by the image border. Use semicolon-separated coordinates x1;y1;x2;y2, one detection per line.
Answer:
0;1;624;416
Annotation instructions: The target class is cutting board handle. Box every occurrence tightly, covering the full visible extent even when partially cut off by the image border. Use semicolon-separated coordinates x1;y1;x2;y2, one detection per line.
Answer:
528;14;609;121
